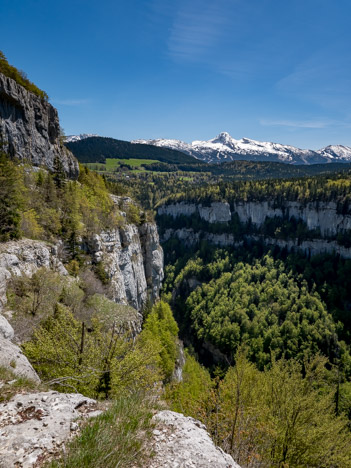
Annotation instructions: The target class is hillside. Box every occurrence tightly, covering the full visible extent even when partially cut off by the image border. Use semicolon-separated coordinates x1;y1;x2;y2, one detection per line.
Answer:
66;136;202;165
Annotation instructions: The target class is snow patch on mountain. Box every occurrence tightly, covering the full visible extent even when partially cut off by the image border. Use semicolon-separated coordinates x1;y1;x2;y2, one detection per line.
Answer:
65;133;98;143
133;132;351;165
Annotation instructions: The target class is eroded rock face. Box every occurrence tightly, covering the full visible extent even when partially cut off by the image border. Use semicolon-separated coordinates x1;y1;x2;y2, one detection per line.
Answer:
158;200;351;259
150;410;240;468
0;239;67;312
0;72;79;178
0;391;100;468
87;222;164;311
232;200;351;237
139;222;164;303
0;239;67;380
0;335;39;382
158;201;231;224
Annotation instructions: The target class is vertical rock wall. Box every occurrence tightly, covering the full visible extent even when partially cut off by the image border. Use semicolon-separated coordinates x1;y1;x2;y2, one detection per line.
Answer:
0;72;79;178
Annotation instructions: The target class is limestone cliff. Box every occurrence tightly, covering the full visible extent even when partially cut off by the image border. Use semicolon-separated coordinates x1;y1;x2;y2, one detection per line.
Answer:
0;220;164;379
86;221;164;311
158;200;351;258
0;72;78;178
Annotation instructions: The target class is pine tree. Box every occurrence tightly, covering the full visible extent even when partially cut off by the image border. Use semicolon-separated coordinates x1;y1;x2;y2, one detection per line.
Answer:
0;149;22;241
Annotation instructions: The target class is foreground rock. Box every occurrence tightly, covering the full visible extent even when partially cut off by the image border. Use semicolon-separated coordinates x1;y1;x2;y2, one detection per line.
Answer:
0;391;100;468
150;410;240;468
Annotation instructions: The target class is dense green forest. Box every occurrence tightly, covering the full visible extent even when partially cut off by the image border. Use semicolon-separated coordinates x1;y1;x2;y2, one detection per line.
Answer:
0;50;48;100
160;171;351;206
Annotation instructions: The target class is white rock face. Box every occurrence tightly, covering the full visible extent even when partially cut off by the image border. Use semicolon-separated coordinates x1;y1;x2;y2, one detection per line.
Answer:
150;410;240;468
159;199;351;259
233;200;351;236
0;240;67;381
0;239;67;311
0;315;14;340
199;202;231;223
158;202;231;224
0;391;99;468
139;223;164;302
158;202;197;218
0;336;40;382
88;222;163;311
159;199;351;237
91;226;147;310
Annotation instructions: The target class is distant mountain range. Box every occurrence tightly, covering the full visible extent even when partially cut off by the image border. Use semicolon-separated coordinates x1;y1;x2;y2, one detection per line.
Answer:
65;133;98;143
133;132;351;165
66;132;351;165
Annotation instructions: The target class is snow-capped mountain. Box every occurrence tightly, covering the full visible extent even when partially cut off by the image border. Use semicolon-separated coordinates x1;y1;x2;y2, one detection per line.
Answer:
65;133;98;143
133;132;351;165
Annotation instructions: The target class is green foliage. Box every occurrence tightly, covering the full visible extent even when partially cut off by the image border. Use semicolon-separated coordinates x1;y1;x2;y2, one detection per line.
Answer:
22;304;160;398
48;394;155;468
0;151;22;241
165;351;215;428
186;255;341;368
142;301;179;382
21;299;179;398
5;161;130;252
0;50;48;100
167;350;351;467
7;268;65;342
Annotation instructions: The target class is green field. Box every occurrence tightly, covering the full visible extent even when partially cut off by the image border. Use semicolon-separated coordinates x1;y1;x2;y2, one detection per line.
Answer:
85;158;159;173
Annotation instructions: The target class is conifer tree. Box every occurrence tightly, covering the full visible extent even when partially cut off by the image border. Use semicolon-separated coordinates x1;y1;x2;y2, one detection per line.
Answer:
0;148;22;241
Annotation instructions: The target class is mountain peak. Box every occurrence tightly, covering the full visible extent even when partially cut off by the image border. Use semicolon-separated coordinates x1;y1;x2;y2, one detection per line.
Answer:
212;132;233;144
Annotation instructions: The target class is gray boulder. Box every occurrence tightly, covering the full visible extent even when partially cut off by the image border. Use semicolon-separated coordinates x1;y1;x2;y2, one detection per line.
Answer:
150;410;240;468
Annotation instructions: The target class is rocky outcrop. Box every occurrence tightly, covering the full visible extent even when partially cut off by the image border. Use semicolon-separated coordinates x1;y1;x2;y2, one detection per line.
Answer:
87;222;164;311
0;335;40;382
0;391;100;468
150;410;240;468
158;200;351;258
0;240;67;379
89;226;148;311
139;222;164;303
233;200;351;237
0;72;79;178
158;201;232;224
0;239;67;312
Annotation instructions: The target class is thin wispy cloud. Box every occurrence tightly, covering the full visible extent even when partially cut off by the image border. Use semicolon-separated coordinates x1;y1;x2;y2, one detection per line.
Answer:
52;99;90;106
260;119;331;129
260;118;351;129
167;0;231;62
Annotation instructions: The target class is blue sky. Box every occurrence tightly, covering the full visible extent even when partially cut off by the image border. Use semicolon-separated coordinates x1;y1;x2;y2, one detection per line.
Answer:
1;0;351;149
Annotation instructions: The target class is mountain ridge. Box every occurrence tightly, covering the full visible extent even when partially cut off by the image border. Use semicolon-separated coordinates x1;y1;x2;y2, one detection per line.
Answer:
133;131;351;165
